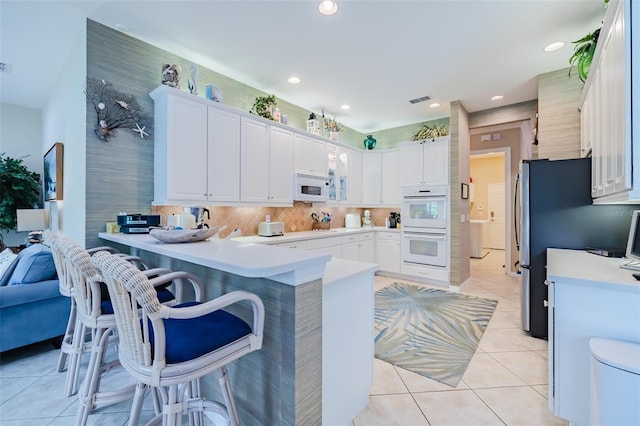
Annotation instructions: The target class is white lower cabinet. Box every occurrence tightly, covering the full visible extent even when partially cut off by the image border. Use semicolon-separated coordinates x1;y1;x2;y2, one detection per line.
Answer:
306;235;344;259
376;231;400;273
342;232;375;263
275;240;307;250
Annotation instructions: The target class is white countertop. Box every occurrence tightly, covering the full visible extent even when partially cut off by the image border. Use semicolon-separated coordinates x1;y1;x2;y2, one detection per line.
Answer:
232;226;400;245
323;258;379;285
547;248;640;291
99;232;331;286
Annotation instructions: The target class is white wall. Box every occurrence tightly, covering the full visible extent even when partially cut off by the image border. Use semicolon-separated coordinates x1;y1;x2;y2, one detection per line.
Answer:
0;103;43;246
42;21;87;245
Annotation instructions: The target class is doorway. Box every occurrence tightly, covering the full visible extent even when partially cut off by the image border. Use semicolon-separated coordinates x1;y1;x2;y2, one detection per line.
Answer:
469;149;510;273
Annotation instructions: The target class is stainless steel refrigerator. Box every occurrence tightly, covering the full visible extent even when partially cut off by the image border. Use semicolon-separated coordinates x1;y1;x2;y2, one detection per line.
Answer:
516;158;635;339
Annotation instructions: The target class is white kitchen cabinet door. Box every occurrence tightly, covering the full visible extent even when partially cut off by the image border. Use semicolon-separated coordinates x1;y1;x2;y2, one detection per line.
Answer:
207;107;240;201
376;232;400;273
160;93;209;202
400;137;448;186
381;149;401;205
341;236;360;262
295;134;327;177
422;138;449;185
359;233;375;263
309;137;328;177
241;117;270;202
585;0;638;203
400;142;424;186
348;149;363;205
362;152;382;204
268;126;294;203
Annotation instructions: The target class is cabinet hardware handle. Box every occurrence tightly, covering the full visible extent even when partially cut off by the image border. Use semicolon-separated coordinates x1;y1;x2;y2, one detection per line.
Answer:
543;300;549;308
544;279;554;286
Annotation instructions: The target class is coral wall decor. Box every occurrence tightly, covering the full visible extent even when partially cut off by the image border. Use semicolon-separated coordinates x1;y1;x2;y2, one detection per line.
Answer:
86;77;151;142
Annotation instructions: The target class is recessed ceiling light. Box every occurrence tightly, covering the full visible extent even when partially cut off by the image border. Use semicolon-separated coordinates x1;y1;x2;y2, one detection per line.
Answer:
319;1;338;16
288;76;301;84
544;42;565;52
429;103;440;108
491;95;504;101
340;104;351;110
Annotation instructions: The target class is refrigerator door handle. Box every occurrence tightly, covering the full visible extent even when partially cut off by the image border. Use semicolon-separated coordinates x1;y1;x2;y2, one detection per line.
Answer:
514;172;520;251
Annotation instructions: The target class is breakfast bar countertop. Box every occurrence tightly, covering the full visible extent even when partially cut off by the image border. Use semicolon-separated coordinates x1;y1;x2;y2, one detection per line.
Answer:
98;231;330;286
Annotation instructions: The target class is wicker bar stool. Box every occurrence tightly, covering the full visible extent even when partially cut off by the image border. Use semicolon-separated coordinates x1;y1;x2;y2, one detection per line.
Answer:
59;239;202;426
92;250;264;426
49;234;164;397
50;234;130;397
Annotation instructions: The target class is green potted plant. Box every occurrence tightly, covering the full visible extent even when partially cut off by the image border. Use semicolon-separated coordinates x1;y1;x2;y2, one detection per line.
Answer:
568;0;610;82
249;94;278;121
411;123;449;142
0;153;42;232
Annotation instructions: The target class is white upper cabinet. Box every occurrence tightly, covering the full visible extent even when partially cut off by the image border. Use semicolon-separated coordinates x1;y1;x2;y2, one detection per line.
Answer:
381;149;401;205
268;126;295;203
207;107;241;202
241;118;294;204
150;85;240;204
348;149;363;205
362;149;401;206
362;151;382;205
295;134;327;177
326;143;349;203
240;117;270;202
400;137;449;186
583;0;639;203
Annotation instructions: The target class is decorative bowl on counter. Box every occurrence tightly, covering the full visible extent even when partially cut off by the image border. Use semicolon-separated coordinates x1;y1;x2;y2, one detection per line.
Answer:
150;226;220;243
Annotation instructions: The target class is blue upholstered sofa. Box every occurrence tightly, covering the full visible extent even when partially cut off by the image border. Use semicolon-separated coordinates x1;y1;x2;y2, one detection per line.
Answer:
0;244;70;352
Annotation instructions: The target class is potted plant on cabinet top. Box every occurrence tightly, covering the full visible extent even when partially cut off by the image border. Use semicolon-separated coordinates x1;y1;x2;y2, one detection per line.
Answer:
0;153;42;232
568;0;610;83
411;123;449;143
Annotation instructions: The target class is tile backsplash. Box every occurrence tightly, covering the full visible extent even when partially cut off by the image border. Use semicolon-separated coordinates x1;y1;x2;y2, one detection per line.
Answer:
152;203;399;238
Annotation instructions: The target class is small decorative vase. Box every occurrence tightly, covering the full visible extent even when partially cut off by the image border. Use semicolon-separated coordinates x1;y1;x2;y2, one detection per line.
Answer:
364;135;376;150
330;131;339;142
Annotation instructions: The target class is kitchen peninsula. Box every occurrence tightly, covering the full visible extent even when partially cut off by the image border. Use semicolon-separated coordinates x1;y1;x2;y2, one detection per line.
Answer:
98;232;377;425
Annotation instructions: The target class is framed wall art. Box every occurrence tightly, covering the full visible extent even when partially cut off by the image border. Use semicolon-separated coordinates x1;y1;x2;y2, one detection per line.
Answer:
461;182;469;200
44;142;64;201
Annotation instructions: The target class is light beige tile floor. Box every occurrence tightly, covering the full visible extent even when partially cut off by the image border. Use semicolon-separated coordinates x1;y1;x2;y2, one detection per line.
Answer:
353;250;568;426
0;250;568;425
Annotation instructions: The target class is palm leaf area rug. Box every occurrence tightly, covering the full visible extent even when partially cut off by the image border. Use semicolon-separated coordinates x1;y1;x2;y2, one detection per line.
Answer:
374;282;497;387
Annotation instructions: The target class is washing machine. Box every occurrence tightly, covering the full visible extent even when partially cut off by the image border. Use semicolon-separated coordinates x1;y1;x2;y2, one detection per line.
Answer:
590;337;640;425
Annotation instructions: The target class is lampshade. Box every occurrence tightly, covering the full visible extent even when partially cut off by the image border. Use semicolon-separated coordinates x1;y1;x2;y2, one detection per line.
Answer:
16;209;48;232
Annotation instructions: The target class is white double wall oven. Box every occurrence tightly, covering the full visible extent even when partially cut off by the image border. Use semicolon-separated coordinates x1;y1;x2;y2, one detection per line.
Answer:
401;185;449;269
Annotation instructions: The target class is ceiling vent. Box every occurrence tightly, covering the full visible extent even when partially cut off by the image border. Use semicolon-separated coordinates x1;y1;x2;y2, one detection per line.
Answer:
409;95;431;104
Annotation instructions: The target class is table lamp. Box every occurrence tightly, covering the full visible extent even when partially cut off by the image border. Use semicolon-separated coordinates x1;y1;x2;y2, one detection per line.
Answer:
16;209;48;245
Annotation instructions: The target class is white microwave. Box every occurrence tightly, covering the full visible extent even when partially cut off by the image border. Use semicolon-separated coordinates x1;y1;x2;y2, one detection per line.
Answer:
294;173;329;202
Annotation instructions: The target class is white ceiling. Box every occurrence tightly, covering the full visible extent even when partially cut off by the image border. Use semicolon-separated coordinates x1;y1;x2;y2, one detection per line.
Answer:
0;0;605;133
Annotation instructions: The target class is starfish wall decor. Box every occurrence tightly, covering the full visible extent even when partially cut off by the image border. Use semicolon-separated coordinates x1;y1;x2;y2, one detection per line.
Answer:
86;77;151;142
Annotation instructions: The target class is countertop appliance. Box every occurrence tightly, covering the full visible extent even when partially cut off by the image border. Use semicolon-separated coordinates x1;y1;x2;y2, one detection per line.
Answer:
345;213;361;229
258;221;284;237
184;206;210;228
516;158;635;339
117;214;161;234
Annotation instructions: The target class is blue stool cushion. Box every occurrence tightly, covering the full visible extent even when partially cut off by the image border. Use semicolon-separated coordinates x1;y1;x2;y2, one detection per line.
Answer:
100;288;175;315
152;301;252;364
